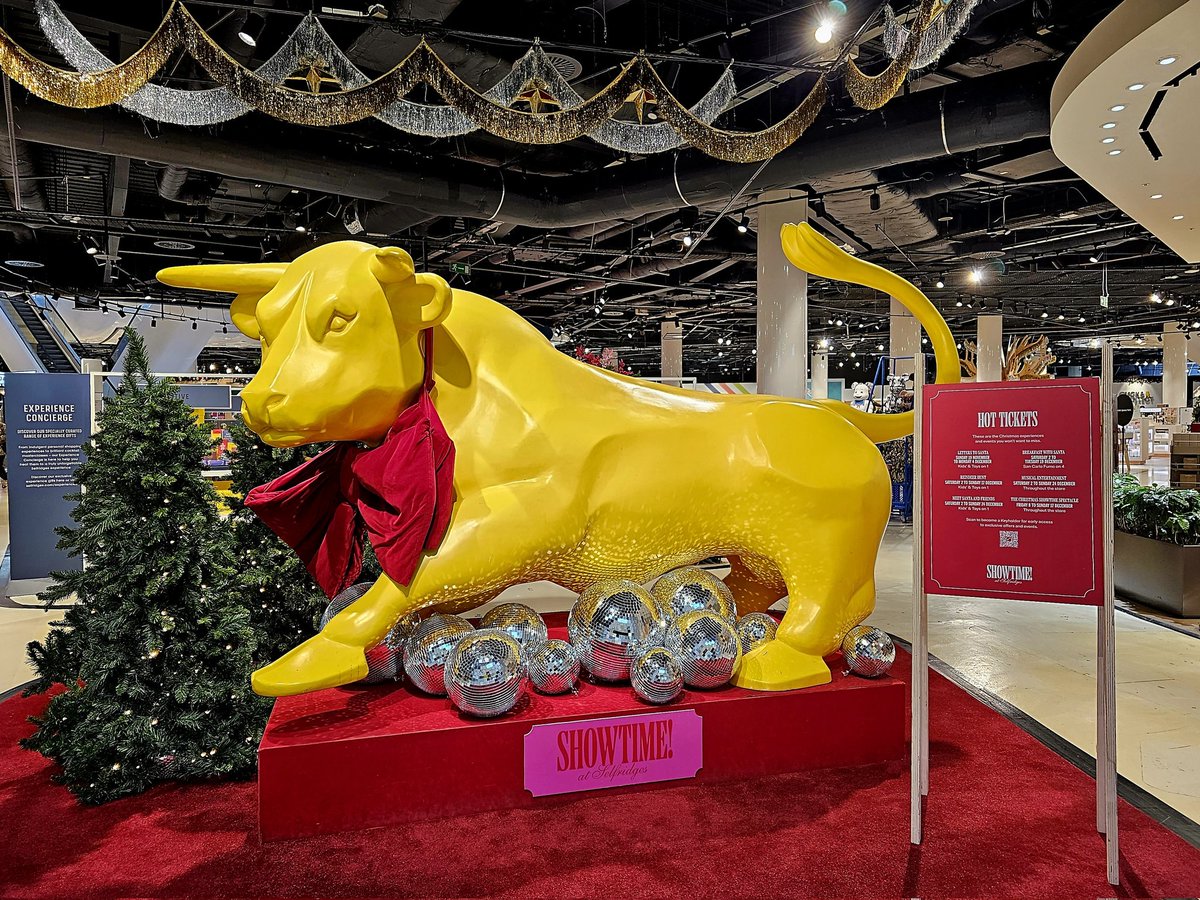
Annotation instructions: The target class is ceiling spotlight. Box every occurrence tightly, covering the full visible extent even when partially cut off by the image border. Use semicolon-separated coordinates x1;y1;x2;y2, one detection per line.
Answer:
1172;215;1185;221
835;319;843;326
1151;193;1164;199
1101;137;1116;144
869;189;881;212
191;321;198;330
1110;104;1126;112
955;299;964;307
1078;315;1086;322
935;275;945;289
969;268;982;284
83;237;99;255
1159;56;1177;66
1102;122;1117;129
736;214;749;234
1041;311;1048;318
1107;149;1122;156
1166;298;1175;306
818;338;830;349
814;19;835;43
237;12;265;47
1150;291;1163;303
682;233;694;247
1056;313;1065;321
295;224;307;233
1128;83;1146;91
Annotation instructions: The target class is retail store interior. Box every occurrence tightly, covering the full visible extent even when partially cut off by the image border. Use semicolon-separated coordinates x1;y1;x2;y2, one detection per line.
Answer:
0;0;1198;897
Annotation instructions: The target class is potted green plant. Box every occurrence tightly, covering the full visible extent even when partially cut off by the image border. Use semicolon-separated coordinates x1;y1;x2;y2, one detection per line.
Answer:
1112;474;1200;616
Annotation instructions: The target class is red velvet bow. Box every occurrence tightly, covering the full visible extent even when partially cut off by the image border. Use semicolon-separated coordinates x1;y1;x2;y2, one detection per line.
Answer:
244;330;455;598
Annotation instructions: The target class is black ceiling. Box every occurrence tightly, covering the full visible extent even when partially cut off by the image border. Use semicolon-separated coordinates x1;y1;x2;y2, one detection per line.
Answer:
0;0;1197;381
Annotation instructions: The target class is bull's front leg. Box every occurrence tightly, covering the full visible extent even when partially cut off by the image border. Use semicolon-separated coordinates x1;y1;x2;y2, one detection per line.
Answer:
251;483;573;697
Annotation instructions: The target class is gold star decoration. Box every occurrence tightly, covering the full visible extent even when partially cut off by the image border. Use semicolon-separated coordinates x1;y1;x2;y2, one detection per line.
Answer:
511;80;560;114
623;87;658;123
285;55;341;94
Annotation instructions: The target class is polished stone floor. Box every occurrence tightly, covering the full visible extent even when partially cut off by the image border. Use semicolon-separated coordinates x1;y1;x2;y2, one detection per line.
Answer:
3;487;1198;825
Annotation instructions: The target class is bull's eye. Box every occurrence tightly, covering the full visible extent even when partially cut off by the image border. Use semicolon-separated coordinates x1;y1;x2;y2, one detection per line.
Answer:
328;312;354;334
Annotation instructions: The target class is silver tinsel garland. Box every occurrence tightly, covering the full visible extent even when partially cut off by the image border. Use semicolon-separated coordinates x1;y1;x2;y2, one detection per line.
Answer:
882;0;981;71
36;0;734;154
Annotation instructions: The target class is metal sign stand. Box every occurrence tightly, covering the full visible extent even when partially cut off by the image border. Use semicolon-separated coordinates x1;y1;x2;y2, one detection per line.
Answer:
909;350;1119;887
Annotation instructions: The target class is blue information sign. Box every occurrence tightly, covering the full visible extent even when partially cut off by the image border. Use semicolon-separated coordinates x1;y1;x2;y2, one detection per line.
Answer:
6;374;91;580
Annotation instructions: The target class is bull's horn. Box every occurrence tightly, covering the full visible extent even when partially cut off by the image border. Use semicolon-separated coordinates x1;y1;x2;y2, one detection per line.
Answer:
156;262;288;294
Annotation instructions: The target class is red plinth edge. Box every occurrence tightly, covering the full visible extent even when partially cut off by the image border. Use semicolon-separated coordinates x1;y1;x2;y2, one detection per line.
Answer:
258;615;904;841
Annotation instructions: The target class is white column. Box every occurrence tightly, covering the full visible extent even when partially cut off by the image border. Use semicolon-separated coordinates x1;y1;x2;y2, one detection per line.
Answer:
810;350;829;399
976;314;1004;382
756;191;808;396
660;318;683;384
890;296;921;378
1163;322;1187;411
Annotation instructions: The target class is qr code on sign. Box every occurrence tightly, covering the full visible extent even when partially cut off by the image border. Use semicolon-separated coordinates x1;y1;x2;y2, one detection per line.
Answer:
1000;530;1019;548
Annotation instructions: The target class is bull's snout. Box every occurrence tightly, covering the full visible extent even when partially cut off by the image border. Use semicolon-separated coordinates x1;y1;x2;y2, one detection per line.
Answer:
239;382;284;431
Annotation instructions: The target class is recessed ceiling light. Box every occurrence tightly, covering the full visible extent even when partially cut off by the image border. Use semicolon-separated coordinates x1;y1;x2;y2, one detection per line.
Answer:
153;239;196;251
1173;215;1184;220
1128;83;1146;91
1159;56;1177;65
1110;104;1126;112
1150;193;1163;199
1102;137;1116;144
1107;149;1122;156
1102;122;1117;129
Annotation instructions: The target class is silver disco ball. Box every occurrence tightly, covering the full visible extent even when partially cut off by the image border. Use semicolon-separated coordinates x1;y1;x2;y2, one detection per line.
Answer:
652;567;737;623
631;646;684;705
480;603;548;650
403;614;475;695
841;626;896;678
567;604;582;644
321;584;416;684
445;628;527;718
573;579;658;682
526;638;581;695
319;582;373;630
735;612;778;655
665;610;742;688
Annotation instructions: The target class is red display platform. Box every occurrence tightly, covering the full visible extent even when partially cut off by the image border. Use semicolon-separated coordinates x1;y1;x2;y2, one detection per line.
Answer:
259;615;904;841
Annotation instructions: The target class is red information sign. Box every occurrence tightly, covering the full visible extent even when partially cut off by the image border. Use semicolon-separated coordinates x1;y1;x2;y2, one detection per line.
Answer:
922;379;1103;605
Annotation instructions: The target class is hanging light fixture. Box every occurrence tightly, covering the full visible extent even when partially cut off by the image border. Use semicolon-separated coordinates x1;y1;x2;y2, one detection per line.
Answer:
237;13;265;48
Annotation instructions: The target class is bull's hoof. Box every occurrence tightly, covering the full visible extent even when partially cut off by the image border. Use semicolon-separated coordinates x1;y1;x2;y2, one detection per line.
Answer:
251;633;369;697
732;640;831;691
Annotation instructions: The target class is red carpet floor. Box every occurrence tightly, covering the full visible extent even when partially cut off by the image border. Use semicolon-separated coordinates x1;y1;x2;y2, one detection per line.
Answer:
2;650;1198;899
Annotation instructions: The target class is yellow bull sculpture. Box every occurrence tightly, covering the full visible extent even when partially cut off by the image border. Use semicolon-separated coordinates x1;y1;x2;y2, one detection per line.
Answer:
158;223;958;697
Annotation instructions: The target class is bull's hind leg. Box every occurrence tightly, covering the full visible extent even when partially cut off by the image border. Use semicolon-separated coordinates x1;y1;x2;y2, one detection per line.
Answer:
731;501;885;691
251;486;574;696
724;555;786;615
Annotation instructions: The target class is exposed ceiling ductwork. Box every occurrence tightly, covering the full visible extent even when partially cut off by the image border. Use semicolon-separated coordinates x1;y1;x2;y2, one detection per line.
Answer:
5;62;1055;232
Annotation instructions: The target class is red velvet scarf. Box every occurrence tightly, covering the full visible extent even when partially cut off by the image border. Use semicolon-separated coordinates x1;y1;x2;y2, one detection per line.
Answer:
244;330;455;598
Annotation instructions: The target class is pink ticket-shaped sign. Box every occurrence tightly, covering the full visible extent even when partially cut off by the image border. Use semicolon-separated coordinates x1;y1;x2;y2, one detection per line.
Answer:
523;709;703;797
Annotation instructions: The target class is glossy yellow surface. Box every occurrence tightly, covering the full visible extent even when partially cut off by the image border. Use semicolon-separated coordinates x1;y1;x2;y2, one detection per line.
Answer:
158;224;957;696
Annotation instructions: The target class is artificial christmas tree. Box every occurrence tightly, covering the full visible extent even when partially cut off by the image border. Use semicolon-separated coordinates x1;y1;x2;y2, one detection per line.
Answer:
23;330;267;804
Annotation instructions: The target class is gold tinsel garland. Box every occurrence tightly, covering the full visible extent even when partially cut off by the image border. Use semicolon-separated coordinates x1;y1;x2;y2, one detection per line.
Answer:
0;1;940;162
844;0;937;111
0;2;182;108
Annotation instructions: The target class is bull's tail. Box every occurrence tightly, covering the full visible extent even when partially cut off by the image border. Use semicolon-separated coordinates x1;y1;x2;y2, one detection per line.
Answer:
780;223;959;444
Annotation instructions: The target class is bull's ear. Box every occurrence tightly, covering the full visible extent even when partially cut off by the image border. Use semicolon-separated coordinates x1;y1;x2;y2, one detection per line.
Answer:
371;247;452;328
157;263;287;340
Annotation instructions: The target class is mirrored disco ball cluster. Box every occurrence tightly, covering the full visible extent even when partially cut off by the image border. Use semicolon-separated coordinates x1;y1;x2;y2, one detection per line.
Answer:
841;625;896;678
480;602;548;650
320;583;418;684
571;579;659;682
445;628;528;717
735;612;778;655
651;567;738;623
526;638;580;695
403;614;475;695
664;610;742;688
